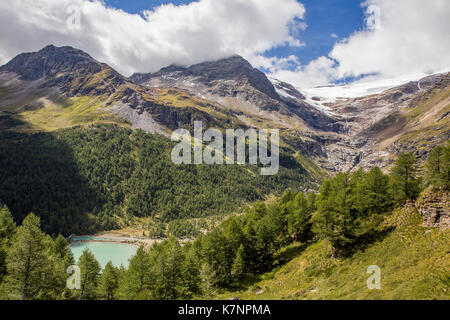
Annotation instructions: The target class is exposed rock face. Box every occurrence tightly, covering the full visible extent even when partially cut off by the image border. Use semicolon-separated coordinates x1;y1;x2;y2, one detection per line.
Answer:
416;188;449;230
271;78;306;100
122;60;450;174
107;102;169;136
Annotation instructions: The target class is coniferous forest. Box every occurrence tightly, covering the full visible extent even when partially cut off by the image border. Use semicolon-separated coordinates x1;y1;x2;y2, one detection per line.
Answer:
0;124;314;235
0;141;448;300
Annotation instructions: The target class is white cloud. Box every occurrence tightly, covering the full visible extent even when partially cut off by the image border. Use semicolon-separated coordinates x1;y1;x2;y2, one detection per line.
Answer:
268;57;339;88
249;54;301;74
2;0;448;96
331;0;450;79
269;0;450;90
0;0;305;76
331;33;338;39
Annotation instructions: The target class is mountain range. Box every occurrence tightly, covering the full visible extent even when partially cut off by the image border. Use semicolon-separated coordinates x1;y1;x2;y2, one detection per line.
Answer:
1;45;448;174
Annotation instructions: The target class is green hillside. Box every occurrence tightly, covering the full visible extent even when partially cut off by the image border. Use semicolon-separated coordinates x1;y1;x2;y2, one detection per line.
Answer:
0;124;318;235
219;206;449;300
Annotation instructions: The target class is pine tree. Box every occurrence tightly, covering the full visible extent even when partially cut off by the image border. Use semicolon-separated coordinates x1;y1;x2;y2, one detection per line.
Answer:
149;221;166;238
61;250;77;300
41;234;69;300
119;246;153;300
51;233;76;298
231;244;246;283
361;167;392;215
222;218;245;281
0;205;16;242
53;234;69;259
199;263;217;298
181;245;201;298
98;261;119;300
254;217;276;272
1;213;53;299
152;236;187;300
425;144;449;190
0;205;16;282
286;192;313;242
312;173;357;255
390;152;421;204
201;228;229;286
78;248;101;300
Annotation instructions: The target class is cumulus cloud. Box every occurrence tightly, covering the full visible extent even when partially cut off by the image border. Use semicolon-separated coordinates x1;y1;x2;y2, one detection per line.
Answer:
268;57;339;88
2;0;448;92
0;0;305;76
330;0;450;79
269;0;450;89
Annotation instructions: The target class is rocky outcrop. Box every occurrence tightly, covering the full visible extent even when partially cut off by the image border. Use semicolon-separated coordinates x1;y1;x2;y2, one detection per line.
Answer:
416;188;449;230
107;102;169;136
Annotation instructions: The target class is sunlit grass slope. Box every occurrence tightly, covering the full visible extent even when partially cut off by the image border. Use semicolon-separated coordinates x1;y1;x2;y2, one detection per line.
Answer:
18;96;129;131
219;207;449;300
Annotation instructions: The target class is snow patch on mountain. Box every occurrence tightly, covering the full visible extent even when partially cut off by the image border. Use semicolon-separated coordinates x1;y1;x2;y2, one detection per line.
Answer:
300;70;449;104
270;77;334;115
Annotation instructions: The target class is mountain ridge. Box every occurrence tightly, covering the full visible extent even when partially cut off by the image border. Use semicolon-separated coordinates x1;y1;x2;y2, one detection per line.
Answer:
131;55;281;101
130;53;342;133
1;45;449;174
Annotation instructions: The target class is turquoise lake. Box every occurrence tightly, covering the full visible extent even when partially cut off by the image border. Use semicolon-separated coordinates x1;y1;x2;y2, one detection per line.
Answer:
70;241;137;269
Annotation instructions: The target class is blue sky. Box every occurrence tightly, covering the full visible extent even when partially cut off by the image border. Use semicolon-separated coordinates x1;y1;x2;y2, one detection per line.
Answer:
2;0;447;91
105;0;366;68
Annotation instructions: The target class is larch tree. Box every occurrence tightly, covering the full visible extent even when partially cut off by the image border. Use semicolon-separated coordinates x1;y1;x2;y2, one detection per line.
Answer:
390;152;421;205
78;248;101;300
0;205;16;282
98;261;119;300
1;213;53;300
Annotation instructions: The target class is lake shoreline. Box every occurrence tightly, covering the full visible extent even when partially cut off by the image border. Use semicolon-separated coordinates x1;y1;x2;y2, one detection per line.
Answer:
68;233;167;250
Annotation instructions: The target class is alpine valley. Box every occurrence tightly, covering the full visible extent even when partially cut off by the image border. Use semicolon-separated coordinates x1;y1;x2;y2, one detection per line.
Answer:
0;45;448;300
0;45;448;232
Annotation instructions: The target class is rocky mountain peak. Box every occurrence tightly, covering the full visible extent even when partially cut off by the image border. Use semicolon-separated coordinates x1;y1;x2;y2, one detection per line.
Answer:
0;44;103;81
129;54;342;133
131;55;280;101
186;55;253;78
